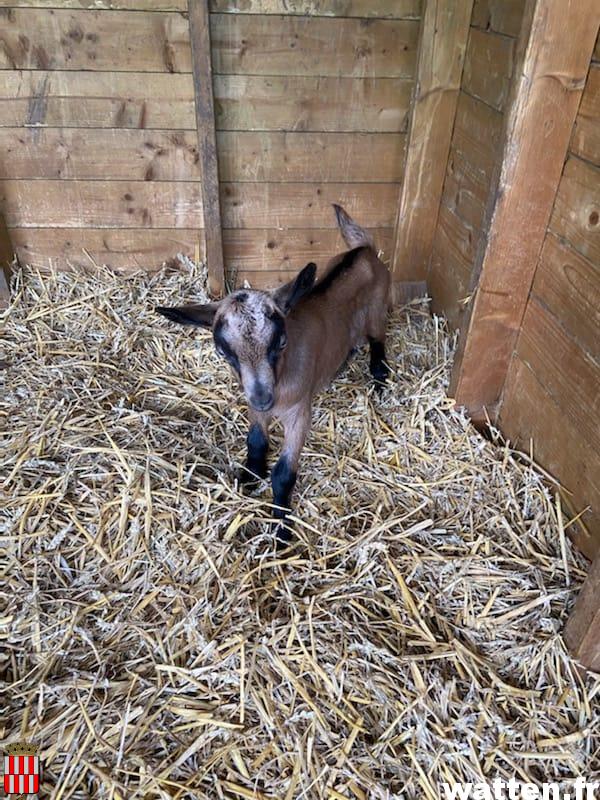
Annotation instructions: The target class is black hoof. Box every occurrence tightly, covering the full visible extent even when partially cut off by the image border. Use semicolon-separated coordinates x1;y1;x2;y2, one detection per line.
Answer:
372;361;389;384
372;368;389;397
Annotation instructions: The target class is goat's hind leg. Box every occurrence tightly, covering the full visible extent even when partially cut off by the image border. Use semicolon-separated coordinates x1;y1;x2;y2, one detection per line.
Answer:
366;290;390;387
237;413;270;492
368;336;389;385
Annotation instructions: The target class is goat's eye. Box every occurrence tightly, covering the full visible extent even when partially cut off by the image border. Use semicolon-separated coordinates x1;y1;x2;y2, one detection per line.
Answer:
279;333;287;350
215;345;226;358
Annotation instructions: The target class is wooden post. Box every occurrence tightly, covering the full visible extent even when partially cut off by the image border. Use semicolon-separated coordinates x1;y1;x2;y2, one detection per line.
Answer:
0;212;13;308
390;0;474;303
448;0;599;419
564;555;600;672
188;0;225;298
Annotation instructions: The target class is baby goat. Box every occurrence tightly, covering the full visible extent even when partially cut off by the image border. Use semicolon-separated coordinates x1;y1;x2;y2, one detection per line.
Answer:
157;205;390;546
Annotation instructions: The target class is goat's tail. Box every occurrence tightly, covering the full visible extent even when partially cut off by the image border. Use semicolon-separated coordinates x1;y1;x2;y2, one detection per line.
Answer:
333;204;374;249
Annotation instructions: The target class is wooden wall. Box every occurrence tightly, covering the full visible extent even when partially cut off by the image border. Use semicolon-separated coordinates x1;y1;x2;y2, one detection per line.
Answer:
0;0;420;289
419;0;599;558
498;43;600;560
427;0;526;327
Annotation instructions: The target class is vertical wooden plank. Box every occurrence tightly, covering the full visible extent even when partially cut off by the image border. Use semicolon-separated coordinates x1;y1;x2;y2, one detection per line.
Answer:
449;0;599;418
564;554;600;672
188;0;225;297
390;0;474;295
0;212;13;307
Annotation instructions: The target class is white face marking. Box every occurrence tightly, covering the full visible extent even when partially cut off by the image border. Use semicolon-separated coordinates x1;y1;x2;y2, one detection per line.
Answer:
220;291;277;361
214;290;285;411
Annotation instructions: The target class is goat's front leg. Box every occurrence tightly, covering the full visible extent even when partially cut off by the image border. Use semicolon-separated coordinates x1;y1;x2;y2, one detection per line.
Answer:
271;403;311;548
237;411;270;491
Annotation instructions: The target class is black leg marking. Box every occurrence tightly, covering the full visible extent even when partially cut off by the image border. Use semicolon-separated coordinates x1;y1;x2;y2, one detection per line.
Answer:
368;337;389;385
271;455;297;547
238;423;268;487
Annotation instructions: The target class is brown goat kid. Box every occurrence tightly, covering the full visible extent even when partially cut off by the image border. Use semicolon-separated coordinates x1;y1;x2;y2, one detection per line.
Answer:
157;205;390;546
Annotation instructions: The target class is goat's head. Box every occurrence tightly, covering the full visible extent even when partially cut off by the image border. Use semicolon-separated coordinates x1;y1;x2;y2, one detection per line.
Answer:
156;262;317;412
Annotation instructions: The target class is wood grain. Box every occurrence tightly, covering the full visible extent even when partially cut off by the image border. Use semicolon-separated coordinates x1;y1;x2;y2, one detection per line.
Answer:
8;227;394;272
0;0;421;17
564;555;600;671
516;296;599;448
0;180;397;229
439;94;503;233
230;270;298;289
462;27;515;111
451;92;503;184
531;233;599;359
189;0;224;296
0;128;406;182
471;0;525;37
0;128;200;180
0;70;195;129
222;226;394;269
549;156;600;267
500;355;600;561
220;182;398;228
570;63;600;166
390;0;473;284
441;146;493;235
428;204;473;327
209;0;421;16
9;227;202;269
0;180;204;228
217;132;406;181
0;1;187;8
0;9;419;76
450;0;598;417
0;71;411;133
427;93;501;321
214;75;411;132
210;14;419;77
0;8;192;72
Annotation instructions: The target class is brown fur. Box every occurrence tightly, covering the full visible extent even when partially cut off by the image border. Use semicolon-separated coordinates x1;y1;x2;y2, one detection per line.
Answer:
156;205;390;546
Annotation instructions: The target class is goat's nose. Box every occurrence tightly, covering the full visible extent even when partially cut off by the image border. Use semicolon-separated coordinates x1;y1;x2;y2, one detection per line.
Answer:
250;385;274;412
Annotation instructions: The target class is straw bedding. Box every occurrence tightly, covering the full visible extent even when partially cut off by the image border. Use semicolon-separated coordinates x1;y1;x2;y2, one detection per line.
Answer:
1;261;598;799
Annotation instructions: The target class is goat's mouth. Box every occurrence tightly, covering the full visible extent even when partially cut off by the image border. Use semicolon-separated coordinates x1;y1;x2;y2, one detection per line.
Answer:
250;398;274;413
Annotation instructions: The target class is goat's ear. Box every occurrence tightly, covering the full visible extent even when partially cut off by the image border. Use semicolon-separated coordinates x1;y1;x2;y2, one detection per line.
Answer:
156;302;219;329
272;262;317;315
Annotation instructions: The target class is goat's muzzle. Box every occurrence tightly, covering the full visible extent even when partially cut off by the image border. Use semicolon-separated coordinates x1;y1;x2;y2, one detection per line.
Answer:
249;385;274;412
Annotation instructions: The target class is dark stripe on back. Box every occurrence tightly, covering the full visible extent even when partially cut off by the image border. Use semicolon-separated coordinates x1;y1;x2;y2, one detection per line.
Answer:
309;247;366;296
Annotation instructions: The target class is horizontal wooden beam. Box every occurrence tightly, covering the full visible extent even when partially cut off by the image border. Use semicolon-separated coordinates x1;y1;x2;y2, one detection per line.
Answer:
8;227;394;273
0;71;411;133
449;0;599;417
0;8;418;76
211;14;418;77
0;181;399;229
0;0;420;15
391;0;473;286
0;128;406;183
